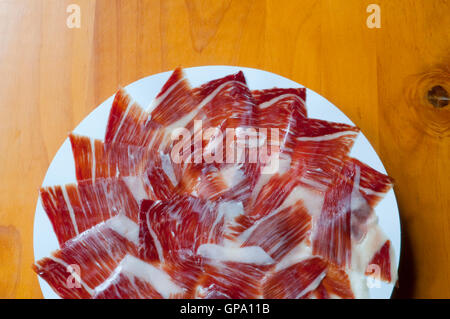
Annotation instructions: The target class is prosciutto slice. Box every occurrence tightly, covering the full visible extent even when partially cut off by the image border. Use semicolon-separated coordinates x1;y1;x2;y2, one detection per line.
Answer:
176;72;257;205
32;215;139;299
240;200;312;262
195;261;271;299
312;158;393;267
69;134;152;181
40;178;139;245
93;255;184;299
306;264;354;299
253;87;307;153
121;151;182;202
138;196;223;264
365;240;392;282
262;257;328;299
292;118;360;191
148;68;198;127
194;244;274;299
104;88;164;148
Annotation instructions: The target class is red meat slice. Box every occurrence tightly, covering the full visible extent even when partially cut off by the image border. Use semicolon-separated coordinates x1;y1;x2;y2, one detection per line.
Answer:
176;72;259;204
138;196;223;265
93;255;184;299
195;261;272;299
240;200;312;262
365;240;392;282
312;161;354;267
149;67;198;127
69;134;152;181
104;88;164;148
292;118;360;191
306;264;354;299
40;178;139;246
253;87;307;153
32;215;139;299
192;70;246;100
312;158;393;267
262;257;328;299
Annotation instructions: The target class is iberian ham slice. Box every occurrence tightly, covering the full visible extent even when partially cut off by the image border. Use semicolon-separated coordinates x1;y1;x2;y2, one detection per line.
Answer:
262;257;327;299
40;178;139;246
93;255;184;299
33;215;139;299
69;134;152;181
365;240;392;282
138;196;223;264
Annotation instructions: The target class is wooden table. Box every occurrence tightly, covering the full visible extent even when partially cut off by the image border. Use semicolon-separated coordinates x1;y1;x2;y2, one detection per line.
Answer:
0;0;449;299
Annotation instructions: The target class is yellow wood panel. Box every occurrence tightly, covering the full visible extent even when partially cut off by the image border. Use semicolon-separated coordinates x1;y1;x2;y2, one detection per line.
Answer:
0;0;448;298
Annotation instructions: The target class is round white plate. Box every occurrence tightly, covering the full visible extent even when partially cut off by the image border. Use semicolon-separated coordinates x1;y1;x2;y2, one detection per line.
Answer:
33;66;401;299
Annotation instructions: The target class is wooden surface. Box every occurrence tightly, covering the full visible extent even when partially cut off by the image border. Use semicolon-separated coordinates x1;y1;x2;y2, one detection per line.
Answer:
0;0;449;299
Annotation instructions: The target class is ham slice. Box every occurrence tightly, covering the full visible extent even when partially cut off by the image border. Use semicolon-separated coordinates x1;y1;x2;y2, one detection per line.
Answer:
253;87;307;153
148;68;198;127
240;200;312;262
262;257;327;299
312;158;393;267
104;88;164;148
93;255;184;299
33;215;139;299
176;72;259;204
194;244;274;299
40;178;139;246
306;264;354;299
365;240;392;282
69;134;152;181
138;196;223;264
292;118;360;191
195;261;271;299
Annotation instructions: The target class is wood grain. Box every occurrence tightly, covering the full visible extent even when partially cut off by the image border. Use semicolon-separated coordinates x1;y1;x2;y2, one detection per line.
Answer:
0;0;449;298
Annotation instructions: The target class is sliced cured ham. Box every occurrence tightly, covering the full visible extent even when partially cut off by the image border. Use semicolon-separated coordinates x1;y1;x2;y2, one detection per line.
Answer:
69;134;152;181
195;73;255;131
187;72;256;159
93;255;184;299
365;240;392;282
312;158;393;268
121;152;182;202
292;118;360;191
195;262;271;299
104;88;164;148
179;162;258;205
306;265;354;299
244;119;358;225
138;196;223;264
246;165;302;221
148;68;198;127
35;68;397;299
194;244;274;299
239;200;312;262
40;178;139;245
192;71;246;101
33;215;139;299
312;162;353;267
253;87;307;152
262;257;328;299
252;88;306;117
177;72;259;204
348;158;394;207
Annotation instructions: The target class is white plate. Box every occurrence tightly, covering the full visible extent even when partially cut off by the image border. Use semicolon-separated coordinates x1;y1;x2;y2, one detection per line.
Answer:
33;66;401;299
